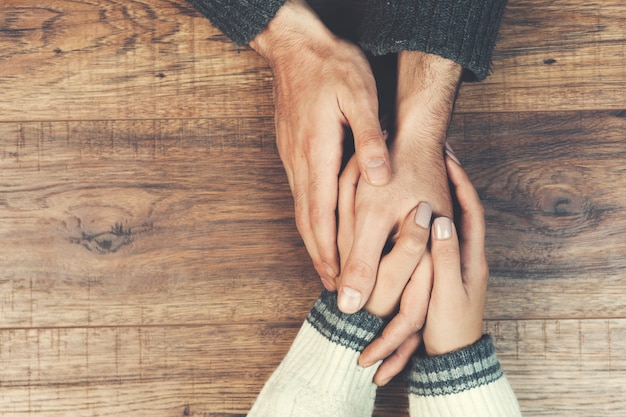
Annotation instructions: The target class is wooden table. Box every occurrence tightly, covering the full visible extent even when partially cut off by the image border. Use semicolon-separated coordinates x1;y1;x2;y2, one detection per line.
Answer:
1;1;625;415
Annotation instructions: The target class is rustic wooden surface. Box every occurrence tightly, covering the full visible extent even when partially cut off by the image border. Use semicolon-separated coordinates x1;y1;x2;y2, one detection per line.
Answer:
1;0;625;416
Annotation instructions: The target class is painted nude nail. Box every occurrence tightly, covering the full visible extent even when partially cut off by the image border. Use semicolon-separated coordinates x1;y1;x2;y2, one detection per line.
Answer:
321;277;335;291
433;217;452;240
323;262;337;279
414;202;433;229
444;141;462;166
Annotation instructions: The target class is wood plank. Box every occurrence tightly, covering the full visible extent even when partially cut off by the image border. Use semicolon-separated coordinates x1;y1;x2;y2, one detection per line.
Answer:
456;0;626;112
486;319;626;416
1;319;625;416
0;324;297;417
2;1;625;416
447;110;626;320
0;0;274;121
0;118;321;328
1;0;625;123
1;111;625;330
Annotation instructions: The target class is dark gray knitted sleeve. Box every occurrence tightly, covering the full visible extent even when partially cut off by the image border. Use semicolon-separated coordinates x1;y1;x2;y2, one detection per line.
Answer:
359;0;507;80
185;0;287;45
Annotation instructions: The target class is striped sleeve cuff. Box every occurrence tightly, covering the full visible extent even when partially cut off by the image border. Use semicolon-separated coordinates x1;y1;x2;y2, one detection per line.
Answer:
359;0;507;80
306;289;384;352
407;335;522;416
248;290;384;417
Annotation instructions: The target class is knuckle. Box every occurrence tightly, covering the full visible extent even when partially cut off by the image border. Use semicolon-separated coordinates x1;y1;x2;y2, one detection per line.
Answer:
476;202;485;218
477;257;489;273
398;310;425;333
294;217;310;236
377;333;399;352
355;128;384;151
309;205;323;225
293;203;311;236
437;246;460;265
471;258;490;281
308;198;332;227
309;173;322;194
396;234;427;258
343;259;374;282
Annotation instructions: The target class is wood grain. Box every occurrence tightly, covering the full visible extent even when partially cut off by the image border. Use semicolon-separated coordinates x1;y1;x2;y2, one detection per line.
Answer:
1;320;625;416
1;0;625;122
456;0;626;112
0;0;273;121
447;110;626;320
2;112;624;330
0;118;321;329
2;0;626;416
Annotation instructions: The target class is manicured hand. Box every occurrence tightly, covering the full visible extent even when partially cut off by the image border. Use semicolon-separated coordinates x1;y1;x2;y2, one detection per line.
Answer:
335;51;461;314
336;142;451;315
422;156;488;356
249;0;390;288
360;155;487;385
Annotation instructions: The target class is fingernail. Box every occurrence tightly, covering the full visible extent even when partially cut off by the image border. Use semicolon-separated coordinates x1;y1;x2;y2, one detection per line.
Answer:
323;262;337;279
338;287;362;313
378;375;393;386
433;217;452;240
321;277;335;291
359;358;373;368
365;159;389;186
445;141;462;166
414;202;433;229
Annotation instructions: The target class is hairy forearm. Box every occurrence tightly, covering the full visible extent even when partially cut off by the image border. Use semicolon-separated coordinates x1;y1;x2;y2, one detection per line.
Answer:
394;51;462;150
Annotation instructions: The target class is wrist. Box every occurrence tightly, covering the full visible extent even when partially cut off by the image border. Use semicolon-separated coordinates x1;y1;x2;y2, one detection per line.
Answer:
424;322;483;357
248;0;333;67
394;51;462;148
397;51;462;105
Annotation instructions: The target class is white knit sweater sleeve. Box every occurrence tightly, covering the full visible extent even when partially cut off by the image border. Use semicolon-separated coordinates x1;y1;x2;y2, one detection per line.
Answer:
407;335;522;417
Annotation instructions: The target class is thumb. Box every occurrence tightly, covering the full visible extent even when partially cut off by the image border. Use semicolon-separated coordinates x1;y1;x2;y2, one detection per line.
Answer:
345;103;390;187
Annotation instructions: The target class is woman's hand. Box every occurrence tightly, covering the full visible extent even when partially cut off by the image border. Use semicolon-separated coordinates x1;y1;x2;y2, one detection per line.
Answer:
360;155;488;385
422;156;488;356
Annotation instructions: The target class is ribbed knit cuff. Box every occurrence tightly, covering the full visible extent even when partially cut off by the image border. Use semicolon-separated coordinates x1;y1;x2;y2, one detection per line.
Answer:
185;0;287;45
306;289;385;351
359;0;507;80
407;335;521;417
248;290;384;417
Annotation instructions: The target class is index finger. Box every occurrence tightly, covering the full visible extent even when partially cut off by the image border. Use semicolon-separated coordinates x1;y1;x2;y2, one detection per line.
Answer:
307;143;342;280
336;211;392;314
446;157;487;284
360;251;433;367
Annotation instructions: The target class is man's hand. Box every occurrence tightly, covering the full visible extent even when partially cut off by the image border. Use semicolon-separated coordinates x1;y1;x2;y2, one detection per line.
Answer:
249;0;391;288
336;51;462;314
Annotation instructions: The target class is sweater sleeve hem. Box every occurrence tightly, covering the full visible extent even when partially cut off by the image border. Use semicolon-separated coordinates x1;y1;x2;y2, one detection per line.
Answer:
306;290;385;352
407;334;503;396
185;0;287;45
407;335;522;416
359;0;508;80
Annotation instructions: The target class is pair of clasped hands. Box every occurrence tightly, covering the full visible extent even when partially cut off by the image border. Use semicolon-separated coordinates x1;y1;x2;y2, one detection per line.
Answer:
250;0;487;385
